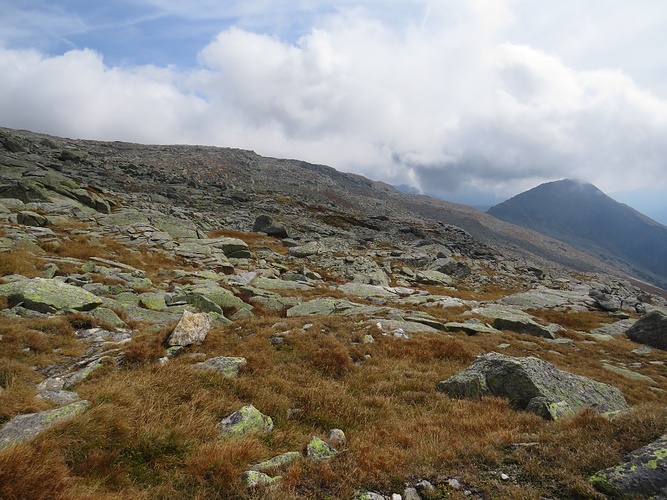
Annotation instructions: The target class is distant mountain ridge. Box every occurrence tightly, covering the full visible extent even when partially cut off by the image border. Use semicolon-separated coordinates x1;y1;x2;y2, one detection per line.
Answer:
487;179;667;289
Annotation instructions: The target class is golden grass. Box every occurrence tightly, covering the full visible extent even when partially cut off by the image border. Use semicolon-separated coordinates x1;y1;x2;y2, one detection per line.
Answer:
527;307;618;332
0;249;45;277
1;221;667;498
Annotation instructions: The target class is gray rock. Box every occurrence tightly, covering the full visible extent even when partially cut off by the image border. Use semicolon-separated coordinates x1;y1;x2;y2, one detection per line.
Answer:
413;270;454;286
193;356;246;377
0;278;102;313
220;405;274;436
444;320;501;335
17;210;49;227
470;305;555;339
253;215;289;238
0;400;90;450
437;352;628;420
590;434;667;498
328;428;347;448
590;289;622;312
338;283;397;298
36;390;81;405
166;310;212;347
591;318;637;337
625;311;667;350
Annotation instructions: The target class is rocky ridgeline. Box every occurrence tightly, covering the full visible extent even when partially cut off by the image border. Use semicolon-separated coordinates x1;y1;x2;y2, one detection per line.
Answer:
1;127;667;498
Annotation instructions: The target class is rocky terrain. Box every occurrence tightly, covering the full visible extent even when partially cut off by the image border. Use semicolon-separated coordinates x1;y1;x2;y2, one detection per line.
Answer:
488;179;667;290
0;127;666;499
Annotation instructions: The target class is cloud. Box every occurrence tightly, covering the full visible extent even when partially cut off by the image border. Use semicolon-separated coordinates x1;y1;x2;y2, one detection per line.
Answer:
1;1;667;202
0;46;206;143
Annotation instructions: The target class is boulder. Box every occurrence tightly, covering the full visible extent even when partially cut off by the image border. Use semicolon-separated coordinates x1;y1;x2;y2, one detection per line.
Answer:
185;283;249;312
166;310;212;347
253;215;289;238
437;352;627;420
219;405;274;436
17;210;49;227
0;278;102;313
590;434;667;498
0;400;90;450
193;356;246;377
625;311;667;350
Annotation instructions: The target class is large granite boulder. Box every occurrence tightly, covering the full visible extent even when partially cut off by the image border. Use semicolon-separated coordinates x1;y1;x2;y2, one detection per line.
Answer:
590;434;667;498
625;311;667;350
437;352;627;420
0;278;102;313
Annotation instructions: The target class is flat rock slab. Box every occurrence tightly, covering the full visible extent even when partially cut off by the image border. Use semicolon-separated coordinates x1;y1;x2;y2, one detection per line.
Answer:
499;286;592;310
0;277;102;313
470;305;555;339
287;298;382;317
591;318;637;337
445;321;501;335
338;283;398;298
0;400;90;449
437;352;627;420
590;434;667;498
193;356;246;377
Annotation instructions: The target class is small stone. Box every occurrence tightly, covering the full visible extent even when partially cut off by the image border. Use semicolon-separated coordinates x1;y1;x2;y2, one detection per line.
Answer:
500;473;510;481
448;478;462;489
306;436;337;461
328;428;346;448
242;470;281;488
403;487;421;500
220;405;273;436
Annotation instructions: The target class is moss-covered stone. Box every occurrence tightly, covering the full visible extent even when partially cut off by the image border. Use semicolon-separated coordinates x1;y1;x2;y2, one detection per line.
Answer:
138;292;168;311
0;400;90;450
90;307;127;328
219;405;273;437
242;470;281;488
590;434;667;497
0;278;102;313
306;436;338;461
250;451;301;473
437;352;628;420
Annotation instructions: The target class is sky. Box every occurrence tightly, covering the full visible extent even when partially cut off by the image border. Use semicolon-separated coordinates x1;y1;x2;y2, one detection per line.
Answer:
2;0;667;223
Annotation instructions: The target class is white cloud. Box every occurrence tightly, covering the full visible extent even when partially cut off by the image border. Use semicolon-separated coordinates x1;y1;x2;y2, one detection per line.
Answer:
1;1;667;202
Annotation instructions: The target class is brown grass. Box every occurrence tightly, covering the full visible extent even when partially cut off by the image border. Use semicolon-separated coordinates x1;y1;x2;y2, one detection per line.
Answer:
0;249;44;277
527;307;618;332
0;232;666;499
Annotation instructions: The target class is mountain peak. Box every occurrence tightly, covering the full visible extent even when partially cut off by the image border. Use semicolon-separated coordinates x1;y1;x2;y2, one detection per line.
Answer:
488;179;667;288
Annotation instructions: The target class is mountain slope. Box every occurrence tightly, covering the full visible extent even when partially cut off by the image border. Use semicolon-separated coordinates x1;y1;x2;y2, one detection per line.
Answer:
488;179;667;288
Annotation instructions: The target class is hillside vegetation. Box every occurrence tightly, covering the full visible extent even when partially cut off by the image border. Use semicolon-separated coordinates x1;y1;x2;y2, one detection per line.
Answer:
0;128;666;499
